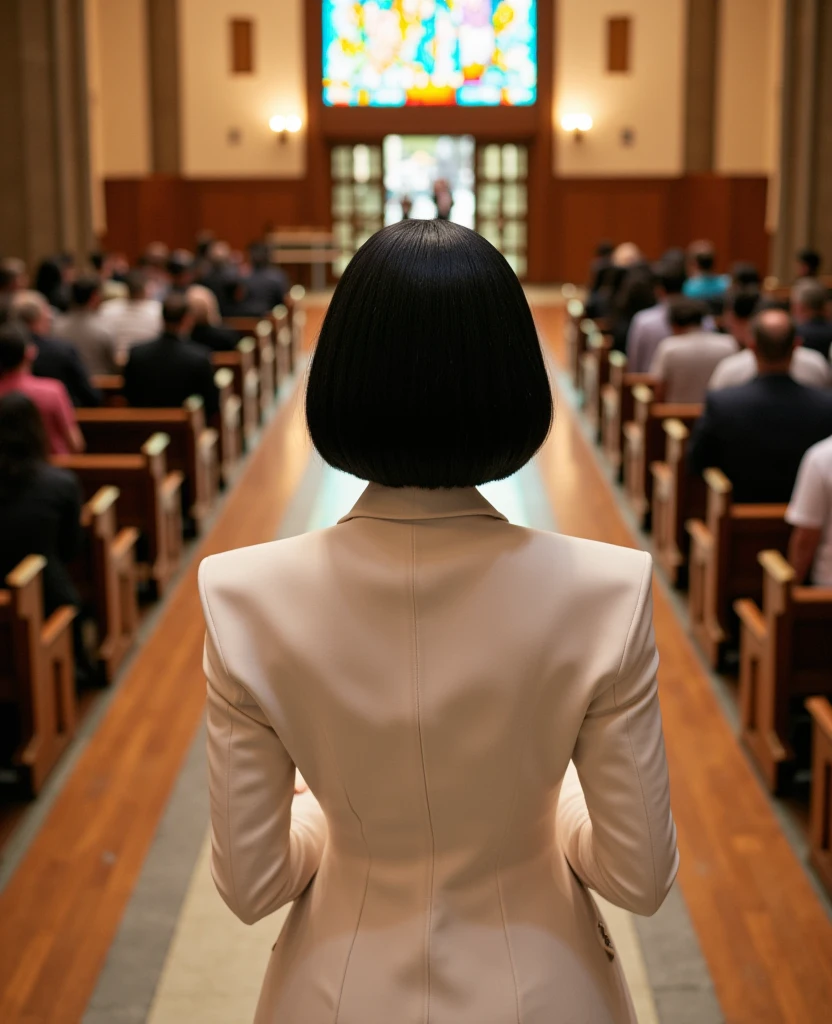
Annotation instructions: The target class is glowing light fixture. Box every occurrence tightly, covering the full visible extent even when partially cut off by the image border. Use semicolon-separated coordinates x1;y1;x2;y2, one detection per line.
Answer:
270;114;303;143
561;112;593;141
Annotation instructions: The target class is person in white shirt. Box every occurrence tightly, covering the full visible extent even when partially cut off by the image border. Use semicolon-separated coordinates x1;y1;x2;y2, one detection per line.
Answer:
708;291;832;391
649;298;737;403
53;276;119;376
786;434;832;585
98;269;162;363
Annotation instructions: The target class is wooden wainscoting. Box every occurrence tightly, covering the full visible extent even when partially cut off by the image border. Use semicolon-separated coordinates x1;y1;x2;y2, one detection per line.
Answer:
104;173;769;283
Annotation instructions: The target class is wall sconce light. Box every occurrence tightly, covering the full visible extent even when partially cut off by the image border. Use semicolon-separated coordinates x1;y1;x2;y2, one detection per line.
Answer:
269;114;303;143
561;113;593;142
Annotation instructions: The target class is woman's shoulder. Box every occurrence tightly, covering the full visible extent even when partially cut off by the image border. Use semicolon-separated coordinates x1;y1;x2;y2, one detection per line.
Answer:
199;530;333;600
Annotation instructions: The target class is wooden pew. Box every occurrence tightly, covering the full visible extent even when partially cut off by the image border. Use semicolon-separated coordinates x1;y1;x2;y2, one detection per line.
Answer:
212;338;260;449
91;374;128;407
650;418;707;587
564;299;585;390
686;470;790;667
71;487;140;681
580;331;613;441
289;284;307;369
273;304;292;379
622;386;701;527
807;697;832;896
223;317;278;409
53;433;184;596
600;354;659;475
76;399;219;529
733;552;832;793
0;556;77;796
214;367;242;485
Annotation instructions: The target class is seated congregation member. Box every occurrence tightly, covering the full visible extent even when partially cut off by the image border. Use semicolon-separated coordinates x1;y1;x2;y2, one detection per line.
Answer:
682;241;730;302
198;220;678;1024
186;285;241;352
124;293;219;417
9;290;100;407
0;392;97;684
0;392;83;618
584;240;615;318
689;310;832;502
98;269;163;362
648;298;736;402
0;322;84;454
34;255;73;312
708;290;831;391
626;259;686;371
166;250;195;296
786;434;832;585
0;257;28;298
234;243;289;316
609;258;655;352
796;247;822;281
53;277;119;376
197;241;241;317
792;278;832;359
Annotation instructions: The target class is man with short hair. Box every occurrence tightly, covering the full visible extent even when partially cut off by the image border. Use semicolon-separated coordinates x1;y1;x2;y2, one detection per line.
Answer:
792;278;832;358
235;243;289;316
796;248;822;280
98;269;163;361
9;289;100;406
648;298;737;403
626;260;687;372
53;277;119;375
786;435;832;586
682;241;730;301
0;321;84;453
0;257;27;296
708;289;831;391
124;293;219;417
689;310;832;502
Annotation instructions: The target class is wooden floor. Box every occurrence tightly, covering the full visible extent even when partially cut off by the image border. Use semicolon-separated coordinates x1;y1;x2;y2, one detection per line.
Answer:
0;301;831;1023
533;304;832;1024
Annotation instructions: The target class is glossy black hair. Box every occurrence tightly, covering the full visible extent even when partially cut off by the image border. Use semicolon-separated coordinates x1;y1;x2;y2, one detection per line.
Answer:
306;220;553;489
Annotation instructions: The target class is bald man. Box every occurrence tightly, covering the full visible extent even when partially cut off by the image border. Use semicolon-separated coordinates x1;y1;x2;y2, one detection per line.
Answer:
689;309;832;503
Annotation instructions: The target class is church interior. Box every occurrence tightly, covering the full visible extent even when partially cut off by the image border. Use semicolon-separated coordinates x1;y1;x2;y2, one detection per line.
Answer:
2;1;832;1021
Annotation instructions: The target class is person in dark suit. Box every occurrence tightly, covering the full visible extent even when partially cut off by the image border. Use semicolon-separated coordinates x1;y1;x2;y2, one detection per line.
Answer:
7;290;100;406
186;285;242;352
792;278;832;359
689;309;832;503
197;241;242;317
234;243;289;316
124;293;219;418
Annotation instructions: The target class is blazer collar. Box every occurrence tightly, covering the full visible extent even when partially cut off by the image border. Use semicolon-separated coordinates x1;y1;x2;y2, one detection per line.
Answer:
338;483;508;524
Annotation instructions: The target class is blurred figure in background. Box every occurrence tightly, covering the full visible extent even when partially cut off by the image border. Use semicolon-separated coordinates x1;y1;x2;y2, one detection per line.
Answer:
649;298;736;402
792;278;832;359
53;277;119;376
795;247;822;280
234;243;289;316
626;257;687;370
9;290;100;407
34;255;74;313
682;241;729;302
187;285;241;352
98;269;163;362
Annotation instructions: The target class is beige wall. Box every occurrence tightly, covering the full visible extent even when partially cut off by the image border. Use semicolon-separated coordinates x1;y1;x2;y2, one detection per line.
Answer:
179;0;305;178
715;0;781;175
554;0;686;177
87;0;151;177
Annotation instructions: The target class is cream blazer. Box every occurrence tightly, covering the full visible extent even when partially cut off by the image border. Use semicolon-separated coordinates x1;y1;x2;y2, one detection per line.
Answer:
199;484;678;1024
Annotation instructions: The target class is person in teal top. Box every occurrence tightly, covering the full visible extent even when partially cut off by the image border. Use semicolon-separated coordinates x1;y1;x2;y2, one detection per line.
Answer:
683;242;730;300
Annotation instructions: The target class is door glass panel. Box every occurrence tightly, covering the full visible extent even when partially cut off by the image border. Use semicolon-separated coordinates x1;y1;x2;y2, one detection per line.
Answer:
481;145;502;182
502;144;519;181
478;184;501;217
332;147;352;181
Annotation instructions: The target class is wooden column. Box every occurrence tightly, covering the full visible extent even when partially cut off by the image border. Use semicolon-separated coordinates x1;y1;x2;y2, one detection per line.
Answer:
145;0;181;174
0;0;93;264
684;0;720;173
772;0;832;280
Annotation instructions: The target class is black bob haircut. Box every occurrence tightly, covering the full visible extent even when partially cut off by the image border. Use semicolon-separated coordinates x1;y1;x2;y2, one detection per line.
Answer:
306;220;553;489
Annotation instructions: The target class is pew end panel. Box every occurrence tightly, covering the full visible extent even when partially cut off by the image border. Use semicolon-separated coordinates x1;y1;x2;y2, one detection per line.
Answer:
0;556;77;796
808;697;832;897
736;551;832;792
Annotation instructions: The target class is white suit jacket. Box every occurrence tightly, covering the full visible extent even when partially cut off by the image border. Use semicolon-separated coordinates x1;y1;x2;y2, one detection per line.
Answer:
200;484;678;1023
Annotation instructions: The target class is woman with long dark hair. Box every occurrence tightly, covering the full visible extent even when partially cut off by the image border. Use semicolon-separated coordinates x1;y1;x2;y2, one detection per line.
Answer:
199;220;678;1023
0;392;82;621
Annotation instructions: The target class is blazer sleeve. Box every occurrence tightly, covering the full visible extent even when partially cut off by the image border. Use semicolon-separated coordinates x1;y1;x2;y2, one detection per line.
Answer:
201;573;327;925
557;554;678;916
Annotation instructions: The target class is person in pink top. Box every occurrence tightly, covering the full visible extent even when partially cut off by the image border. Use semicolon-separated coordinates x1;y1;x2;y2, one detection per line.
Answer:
0;321;84;455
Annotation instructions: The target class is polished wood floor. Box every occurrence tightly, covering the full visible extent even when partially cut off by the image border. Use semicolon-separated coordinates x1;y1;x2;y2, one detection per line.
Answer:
0;302;830;1023
533;304;832;1024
